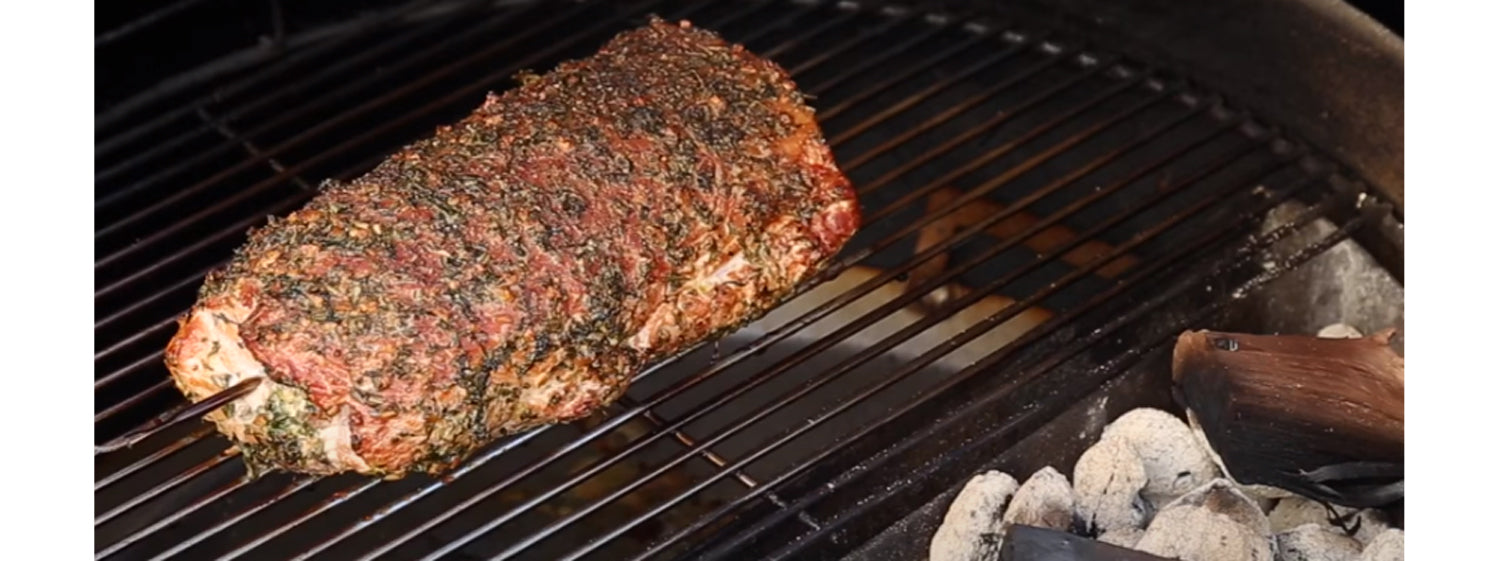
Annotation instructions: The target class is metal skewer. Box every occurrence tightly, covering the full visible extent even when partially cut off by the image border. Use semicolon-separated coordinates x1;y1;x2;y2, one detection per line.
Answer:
94;377;262;455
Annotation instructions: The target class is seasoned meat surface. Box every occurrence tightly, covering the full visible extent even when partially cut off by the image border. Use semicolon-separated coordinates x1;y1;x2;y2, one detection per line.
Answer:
164;19;859;478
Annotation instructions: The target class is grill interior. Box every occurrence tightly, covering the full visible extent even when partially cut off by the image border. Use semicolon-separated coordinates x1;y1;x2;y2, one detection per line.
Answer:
94;1;1400;559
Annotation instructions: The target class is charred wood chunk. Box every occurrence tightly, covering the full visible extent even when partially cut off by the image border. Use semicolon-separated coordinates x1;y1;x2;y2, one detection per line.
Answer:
1171;329;1404;509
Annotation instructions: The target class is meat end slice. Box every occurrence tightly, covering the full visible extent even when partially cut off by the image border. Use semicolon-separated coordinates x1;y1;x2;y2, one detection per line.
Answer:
163;18;860;478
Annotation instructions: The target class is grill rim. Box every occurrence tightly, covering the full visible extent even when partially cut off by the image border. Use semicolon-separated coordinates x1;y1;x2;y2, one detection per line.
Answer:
966;0;1404;216
93;1;1404;559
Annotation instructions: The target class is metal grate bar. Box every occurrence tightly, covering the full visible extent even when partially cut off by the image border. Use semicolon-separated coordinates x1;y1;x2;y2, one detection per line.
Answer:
623;398;765;493
145;476;319;560
95;378;172;424
94;259;212;334
781;7;930;77
418;396;817;561
95;0;214;48
824;35;1045;135
93;0;607;256
623;395;820;532
94;426;215;491
198;107;317;191
812;22;992;107
755;6;860;60
285;429;546;561
580;150;1307;561
849;59;1128;220
95;350;167;396
94;0;453;150
216;477;378;559
95;0;538;201
488;113;1268;559
96;449;238;527
96;316;174;362
839;51;1089;171
95;2;514;198
96;473;248;559
718;185;1362;561
333;53;1152;561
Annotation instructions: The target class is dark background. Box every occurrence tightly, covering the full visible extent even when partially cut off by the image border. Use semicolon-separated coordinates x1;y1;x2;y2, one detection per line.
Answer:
96;0;1402;116
1350;0;1402;35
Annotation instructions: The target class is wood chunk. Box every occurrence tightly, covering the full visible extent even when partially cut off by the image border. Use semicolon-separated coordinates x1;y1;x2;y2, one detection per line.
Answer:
999;524;1175;561
1172;329;1404;509
1317;323;1364;339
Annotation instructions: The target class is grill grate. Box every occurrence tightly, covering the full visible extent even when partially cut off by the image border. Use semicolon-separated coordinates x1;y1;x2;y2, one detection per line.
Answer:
94;1;1394;559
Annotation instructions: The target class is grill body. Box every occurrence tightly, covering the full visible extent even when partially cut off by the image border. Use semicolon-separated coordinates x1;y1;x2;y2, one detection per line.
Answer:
94;1;1402;559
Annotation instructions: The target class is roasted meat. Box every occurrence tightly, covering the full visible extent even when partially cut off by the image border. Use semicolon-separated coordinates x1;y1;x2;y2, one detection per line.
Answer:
163;19;859;478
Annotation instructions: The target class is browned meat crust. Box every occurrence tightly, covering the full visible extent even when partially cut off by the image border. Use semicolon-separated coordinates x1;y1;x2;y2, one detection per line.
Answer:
163;18;859;478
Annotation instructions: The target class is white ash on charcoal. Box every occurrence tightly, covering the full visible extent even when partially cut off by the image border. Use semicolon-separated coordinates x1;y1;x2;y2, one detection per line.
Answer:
1002;467;1078;533
1099;527;1146;549
1348;509;1393;546
928;403;1402;561
1267;495;1344;534
1099;408;1222;508
1359;529;1403;561
930;467;1077;560
1135;479;1274;561
1073;435;1152;534
1275;523;1362;561
929;470;1020;561
1267;496;1391;546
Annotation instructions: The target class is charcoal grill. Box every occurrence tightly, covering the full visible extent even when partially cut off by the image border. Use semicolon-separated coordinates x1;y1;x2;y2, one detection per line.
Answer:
94;1;1404;559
